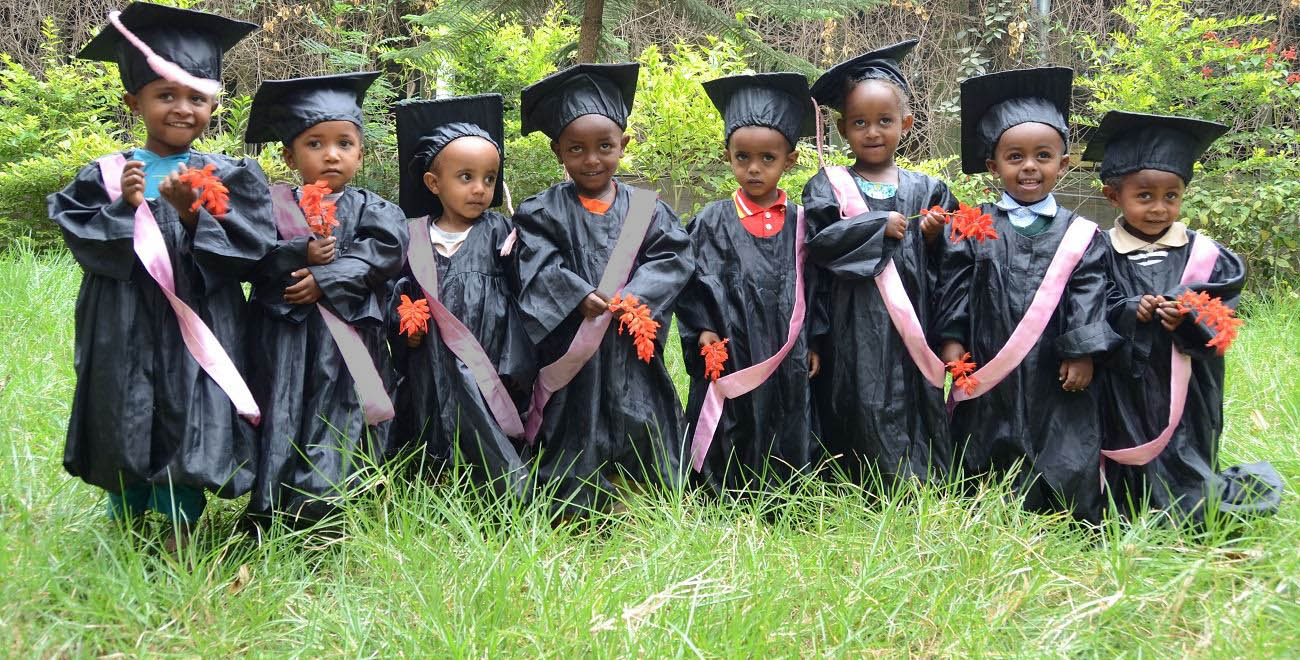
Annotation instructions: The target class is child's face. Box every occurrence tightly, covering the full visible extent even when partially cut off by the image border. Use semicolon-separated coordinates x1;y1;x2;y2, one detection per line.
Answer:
283;120;363;191
551;114;629;197
424;136;500;224
1103;169;1186;239
837;80;913;170
986;122;1069;203
726;125;796;205
124;78;216;156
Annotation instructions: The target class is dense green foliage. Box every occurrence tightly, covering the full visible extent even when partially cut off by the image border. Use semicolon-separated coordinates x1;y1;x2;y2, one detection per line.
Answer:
1;246;1297;654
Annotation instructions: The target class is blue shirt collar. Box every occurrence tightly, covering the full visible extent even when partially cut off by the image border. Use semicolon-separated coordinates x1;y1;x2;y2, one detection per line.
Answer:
995;192;1057;216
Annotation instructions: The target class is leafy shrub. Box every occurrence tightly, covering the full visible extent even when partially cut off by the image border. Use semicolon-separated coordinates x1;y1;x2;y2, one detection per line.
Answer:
1075;0;1300;284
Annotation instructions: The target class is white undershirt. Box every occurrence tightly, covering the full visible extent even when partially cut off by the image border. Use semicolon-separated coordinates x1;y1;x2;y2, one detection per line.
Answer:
429;221;470;257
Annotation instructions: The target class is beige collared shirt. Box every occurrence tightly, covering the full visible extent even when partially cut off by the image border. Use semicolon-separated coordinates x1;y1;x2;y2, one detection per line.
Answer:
1109;218;1190;267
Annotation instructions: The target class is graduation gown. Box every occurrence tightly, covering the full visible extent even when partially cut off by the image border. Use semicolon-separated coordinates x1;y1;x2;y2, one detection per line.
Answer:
387;212;535;499
802;168;955;486
934;205;1122;522
676;199;818;492
49;151;274;497
1100;228;1280;521
246;186;408;522
513;181;694;513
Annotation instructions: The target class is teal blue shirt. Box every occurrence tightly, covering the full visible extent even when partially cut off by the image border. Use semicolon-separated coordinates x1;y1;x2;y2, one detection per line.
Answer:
131;148;192;199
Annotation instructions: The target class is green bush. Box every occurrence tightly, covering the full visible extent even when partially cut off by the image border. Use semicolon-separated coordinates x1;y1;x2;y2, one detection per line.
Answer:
1074;0;1300;284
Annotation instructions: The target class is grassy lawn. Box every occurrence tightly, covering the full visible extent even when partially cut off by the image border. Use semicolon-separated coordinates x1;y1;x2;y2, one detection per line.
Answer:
0;246;1296;656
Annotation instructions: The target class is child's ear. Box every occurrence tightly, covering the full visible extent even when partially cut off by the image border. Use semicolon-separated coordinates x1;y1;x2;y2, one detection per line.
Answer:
423;170;440;196
619;134;630;151
281;145;296;171
985;157;998;175
1059;154;1071;170
901;113;915;135
835;115;847;139
122;92;139;115
550;140;562;164
784;146;799;171
1102;183;1121;207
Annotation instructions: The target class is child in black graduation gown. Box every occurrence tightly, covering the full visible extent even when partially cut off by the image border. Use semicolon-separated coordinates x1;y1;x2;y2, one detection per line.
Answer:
800;40;957;486
676;73;821;492
935;68;1122;522
243;73;409;527
47;3;272;540
513;64;695;514
1085;111;1281;522
386;95;534;499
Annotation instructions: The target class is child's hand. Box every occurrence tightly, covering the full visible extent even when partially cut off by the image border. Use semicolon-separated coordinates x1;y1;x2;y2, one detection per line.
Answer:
120;160;146;208
808;350;821;379
884;211;907;240
1058;356;1093;392
1136;294;1162;323
919;208;945;244
159;166;199;229
697;330;722;349
579;291;610;319
307;237;338;265
405;328;425;348
940;340;967;366
1156;299;1188;331
284;268;323;305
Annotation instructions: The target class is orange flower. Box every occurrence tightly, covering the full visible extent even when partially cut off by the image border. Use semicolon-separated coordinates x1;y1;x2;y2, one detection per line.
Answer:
609;293;660;363
1201;66;1213;78
1175;289;1243;355
701;338;730;381
1283;45;1297;61
176;164;229;217
397;294;431;337
299;180;339;237
946;351;979;396
942;203;998;243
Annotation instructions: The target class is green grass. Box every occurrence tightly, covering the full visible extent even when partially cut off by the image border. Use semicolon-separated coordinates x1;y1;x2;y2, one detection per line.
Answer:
1;246;1297;656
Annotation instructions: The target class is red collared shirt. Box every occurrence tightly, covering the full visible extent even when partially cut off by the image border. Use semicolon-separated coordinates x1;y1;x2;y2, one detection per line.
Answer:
733;189;787;238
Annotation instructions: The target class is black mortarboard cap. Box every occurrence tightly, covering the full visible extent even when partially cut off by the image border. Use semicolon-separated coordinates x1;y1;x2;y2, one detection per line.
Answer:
703;73;812;149
1082;110;1227;184
395;94;505;219
520;63;639;140
960;67;1073;174
245;72;380;145
77;2;256;94
810;39;918;111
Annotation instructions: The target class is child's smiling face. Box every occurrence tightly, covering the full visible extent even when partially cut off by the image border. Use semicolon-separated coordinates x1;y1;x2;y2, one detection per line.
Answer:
125;78;216;157
1103;168;1186;240
837;79;913;173
551;114;629;198
726;125;796;207
986;121;1069;203
424;135;500;228
283;120;363;191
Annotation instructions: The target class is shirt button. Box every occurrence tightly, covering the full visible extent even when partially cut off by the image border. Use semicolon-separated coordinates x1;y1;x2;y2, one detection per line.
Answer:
764;211;772;219
764;223;773;231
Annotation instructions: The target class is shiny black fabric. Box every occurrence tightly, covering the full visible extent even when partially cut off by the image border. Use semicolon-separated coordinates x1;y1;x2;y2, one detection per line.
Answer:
676;199;819;492
1099;230;1281;521
395;95;506;219
803;168;956;486
48;151;275;497
1082;111;1228;184
809;39;918;111
244;72;380;145
245;187;409;522
701;73;812;148
512;182;693;513
77;2;257;94
934;205;1123;522
387;212;535;499
519;63;639;139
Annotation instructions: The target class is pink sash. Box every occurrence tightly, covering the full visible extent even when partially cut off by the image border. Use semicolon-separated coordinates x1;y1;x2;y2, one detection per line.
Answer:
268;184;394;425
1101;234;1220;466
950;218;1097;402
523;187;660;444
96;154;261;425
689;207;807;472
823;166;946;388
406;216;525;438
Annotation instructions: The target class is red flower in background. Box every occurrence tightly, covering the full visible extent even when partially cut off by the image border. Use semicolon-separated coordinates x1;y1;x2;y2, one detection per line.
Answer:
1227;38;1241;48
1267;42;1278;55
1266;56;1275;67
397;294;431;337
1202;31;1218;41
1201;66;1213;78
609;293;660;363
299;180;339;237
701;338;730;381
1288;73;1300;84
1175;290;1243;355
176;164;229;217
1283;46;1297;62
